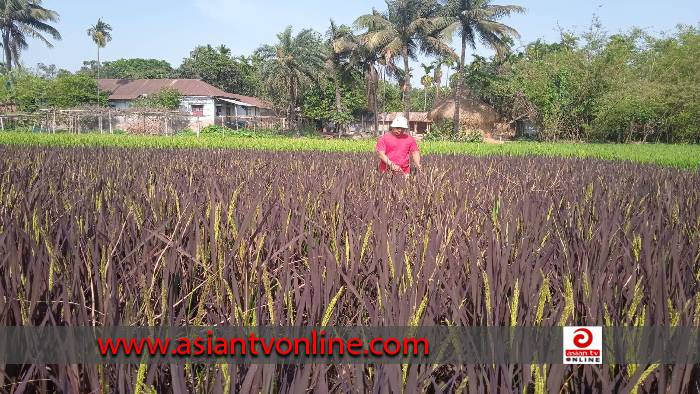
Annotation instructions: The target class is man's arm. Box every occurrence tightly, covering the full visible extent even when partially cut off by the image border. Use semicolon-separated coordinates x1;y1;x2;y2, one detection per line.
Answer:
410;150;422;172
377;150;401;172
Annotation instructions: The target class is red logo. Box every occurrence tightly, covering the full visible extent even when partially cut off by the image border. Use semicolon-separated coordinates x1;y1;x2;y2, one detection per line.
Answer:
563;326;602;364
573;328;593;348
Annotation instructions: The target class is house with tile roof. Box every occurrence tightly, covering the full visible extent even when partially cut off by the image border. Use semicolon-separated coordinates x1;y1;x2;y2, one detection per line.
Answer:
378;112;433;134
98;79;274;128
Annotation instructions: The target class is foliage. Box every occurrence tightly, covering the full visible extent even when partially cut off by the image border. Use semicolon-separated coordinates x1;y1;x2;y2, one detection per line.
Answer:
355;0;456;118
0;0;61;71
0;70;107;111
332;24;384;133
34;62;69;79
87;18;112;49
80;58;176;79
439;0;525;132
408;87;435;111
131;87;181;109
302;81;367;126
46;73;108;108
255;26;325;130
325;21;357;97
424;118;483;142
183;125;285;138
378;80;403;112
464;25;700;142
178;45;260;96
1;145;699;391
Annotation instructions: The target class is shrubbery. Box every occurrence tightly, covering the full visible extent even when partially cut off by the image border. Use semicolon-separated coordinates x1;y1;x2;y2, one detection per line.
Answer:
131;87;181;109
178;125;285;138
464;25;700;143
424;119;484;142
0;71;108;111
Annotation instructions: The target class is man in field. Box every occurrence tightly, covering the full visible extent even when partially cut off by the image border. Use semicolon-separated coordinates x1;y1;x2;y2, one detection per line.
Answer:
375;114;422;177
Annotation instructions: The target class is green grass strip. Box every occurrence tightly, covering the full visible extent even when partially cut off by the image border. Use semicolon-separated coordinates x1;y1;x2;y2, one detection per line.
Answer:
1;131;699;169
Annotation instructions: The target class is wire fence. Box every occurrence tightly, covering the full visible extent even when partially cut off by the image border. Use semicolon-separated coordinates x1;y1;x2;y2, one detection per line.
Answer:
0;107;283;135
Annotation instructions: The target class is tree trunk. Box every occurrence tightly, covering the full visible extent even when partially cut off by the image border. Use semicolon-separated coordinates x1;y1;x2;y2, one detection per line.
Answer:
293;78;299;136
423;88;427;111
453;34;467;134
334;76;342;138
288;77;295;134
382;67;386;114
373;96;379;136
434;68;442;105
97;46;101;105
4;30;12;72
368;64;380;136
402;50;410;133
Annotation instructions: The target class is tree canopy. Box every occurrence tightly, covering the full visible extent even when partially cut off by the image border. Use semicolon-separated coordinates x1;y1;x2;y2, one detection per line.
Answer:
178;45;260;96
0;0;61;71
80;58;176;80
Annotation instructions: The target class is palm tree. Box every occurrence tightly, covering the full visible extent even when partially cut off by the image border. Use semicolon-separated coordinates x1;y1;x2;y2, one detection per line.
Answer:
256;26;324;133
87;18;112;103
333;27;383;136
420;63;434;110
326;20;355;137
0;0;60;72
440;0;524;133
356;1;455;127
431;57;443;103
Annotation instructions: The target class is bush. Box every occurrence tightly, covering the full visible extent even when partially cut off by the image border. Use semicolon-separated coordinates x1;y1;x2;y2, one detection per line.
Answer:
0;70;107;111
200;125;230;135
180;125;287;138
424;119;484;142
131;87;181;110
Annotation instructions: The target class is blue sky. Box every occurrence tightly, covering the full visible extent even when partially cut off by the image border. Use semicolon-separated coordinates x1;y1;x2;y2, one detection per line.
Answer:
22;0;699;86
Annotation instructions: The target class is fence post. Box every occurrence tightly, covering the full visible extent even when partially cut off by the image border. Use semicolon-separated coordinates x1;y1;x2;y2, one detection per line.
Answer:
1;116;4;131
99;115;103;134
108;110;113;134
52;110;56;133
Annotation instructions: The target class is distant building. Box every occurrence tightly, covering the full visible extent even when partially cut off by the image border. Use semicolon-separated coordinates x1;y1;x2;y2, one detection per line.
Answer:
378;112;432;134
97;79;273;127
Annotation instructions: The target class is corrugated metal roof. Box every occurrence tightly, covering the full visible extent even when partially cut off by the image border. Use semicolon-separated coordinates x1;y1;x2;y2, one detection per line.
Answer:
218;97;253;107
228;94;272;110
378;112;432;123
98;79;273;109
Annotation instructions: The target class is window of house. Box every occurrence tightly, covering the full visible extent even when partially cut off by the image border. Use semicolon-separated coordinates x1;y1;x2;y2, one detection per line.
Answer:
215;105;222;116
191;105;204;117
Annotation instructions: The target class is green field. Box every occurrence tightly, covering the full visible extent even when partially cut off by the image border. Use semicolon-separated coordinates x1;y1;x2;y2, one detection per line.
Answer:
2;131;699;169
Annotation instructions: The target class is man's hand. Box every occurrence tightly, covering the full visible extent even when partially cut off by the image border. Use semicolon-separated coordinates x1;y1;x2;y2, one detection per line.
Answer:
389;162;401;172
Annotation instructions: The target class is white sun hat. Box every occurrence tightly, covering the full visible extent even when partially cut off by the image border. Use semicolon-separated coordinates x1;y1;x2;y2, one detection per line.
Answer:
390;114;409;129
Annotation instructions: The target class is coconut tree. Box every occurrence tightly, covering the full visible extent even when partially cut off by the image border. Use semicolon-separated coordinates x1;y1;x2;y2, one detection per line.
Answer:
431;57;444;103
256;26;325;133
87;18;112;103
333;26;384;136
0;0;60;72
440;0;524;133
325;20;355;137
420;63;434;110
356;1;455;126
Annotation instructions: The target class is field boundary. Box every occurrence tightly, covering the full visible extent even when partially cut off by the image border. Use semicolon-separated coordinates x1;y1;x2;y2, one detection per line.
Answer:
1;131;699;169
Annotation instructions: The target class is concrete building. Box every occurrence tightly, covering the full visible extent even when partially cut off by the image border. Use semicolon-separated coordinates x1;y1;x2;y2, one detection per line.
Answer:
378;112;432;134
97;79;274;128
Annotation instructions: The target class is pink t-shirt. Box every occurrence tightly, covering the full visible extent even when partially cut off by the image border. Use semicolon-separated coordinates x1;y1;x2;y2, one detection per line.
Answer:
375;132;419;174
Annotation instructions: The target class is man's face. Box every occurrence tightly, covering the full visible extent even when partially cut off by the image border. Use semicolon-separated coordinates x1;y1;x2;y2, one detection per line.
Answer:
391;127;406;136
